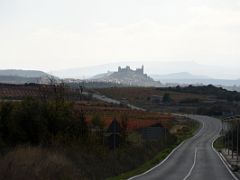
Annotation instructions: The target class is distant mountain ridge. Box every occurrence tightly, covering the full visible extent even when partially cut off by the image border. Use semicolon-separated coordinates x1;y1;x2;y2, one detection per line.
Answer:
151;72;210;80
50;61;239;80
91;71;113;80
160;79;240;87
0;69;48;78
0;76;41;84
150;72;240;86
0;69;53;84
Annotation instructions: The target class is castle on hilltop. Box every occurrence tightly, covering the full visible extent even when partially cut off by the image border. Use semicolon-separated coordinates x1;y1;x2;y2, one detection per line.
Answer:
118;65;144;75
95;64;161;87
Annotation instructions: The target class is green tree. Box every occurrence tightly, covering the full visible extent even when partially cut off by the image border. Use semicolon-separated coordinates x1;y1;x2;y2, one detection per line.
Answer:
162;93;172;103
65;110;88;139
0;102;14;144
91;114;104;129
8;98;47;144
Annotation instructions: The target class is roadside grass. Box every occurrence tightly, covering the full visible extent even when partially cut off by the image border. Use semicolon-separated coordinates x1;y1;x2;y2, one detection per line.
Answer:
177;120;200;142
107;119;200;180
213;136;224;151
0;146;85;180
106;145;175;180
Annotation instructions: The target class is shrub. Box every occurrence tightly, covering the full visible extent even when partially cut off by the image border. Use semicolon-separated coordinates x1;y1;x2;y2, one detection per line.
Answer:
8;98;47;145
162;93;172;103
91;114;104;129
0;98;89;147
0;146;85;180
0;102;14;145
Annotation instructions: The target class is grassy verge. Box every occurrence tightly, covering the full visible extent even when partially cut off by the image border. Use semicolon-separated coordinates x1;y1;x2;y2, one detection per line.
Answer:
106;145;176;180
107;119;200;180
177;120;200;142
213;136;224;151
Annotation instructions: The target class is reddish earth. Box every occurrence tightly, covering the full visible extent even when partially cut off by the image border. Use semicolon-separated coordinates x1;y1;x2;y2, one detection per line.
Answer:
76;101;173;131
0;84;173;131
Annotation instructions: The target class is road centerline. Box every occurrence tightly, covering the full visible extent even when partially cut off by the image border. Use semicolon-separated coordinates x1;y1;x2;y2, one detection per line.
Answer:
182;148;198;180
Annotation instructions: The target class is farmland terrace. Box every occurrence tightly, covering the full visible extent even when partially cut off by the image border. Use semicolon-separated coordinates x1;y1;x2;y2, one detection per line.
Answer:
0;83;82;100
75;101;173;131
96;86;240;116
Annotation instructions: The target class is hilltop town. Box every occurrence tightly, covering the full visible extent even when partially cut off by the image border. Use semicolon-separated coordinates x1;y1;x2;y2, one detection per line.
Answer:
92;65;161;87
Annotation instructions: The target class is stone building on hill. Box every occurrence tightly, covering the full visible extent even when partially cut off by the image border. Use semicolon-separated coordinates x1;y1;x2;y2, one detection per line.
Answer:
92;65;161;87
118;65;144;75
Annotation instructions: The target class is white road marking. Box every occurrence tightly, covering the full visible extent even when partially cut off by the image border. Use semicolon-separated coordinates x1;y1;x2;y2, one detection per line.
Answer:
182;148;198;180
194;120;205;137
129;116;239;180
128;141;186;180
212;124;239;180
128;117;205;180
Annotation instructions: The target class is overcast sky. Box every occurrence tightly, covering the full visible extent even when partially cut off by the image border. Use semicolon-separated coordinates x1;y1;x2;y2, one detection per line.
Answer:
0;0;240;75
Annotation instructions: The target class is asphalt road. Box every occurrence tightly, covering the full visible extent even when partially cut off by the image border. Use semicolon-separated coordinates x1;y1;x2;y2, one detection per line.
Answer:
84;92;145;111
129;115;238;180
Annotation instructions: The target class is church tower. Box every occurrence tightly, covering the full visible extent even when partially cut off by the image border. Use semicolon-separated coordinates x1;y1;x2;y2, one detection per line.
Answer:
118;66;121;72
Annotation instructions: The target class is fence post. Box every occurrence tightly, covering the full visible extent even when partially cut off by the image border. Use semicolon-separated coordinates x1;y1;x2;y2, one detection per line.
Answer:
224;120;227;151
232;120;234;159
237;119;239;163
228;120;230;155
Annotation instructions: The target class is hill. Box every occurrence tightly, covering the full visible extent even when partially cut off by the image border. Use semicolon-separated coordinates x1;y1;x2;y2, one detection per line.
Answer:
151;72;210;80
0;76;41;84
91;71;113;80
0;69;53;84
151;72;240;87
50;61;239;80
91;66;161;87
0;69;48;78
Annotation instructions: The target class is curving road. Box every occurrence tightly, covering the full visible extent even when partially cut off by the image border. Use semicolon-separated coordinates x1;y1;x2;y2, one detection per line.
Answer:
129;115;238;180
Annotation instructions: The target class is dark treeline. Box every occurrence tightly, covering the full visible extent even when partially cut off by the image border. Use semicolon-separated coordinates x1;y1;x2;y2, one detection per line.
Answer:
0;98;88;147
157;85;240;102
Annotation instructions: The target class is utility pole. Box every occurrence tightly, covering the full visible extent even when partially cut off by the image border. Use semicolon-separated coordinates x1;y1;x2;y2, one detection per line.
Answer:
113;120;116;151
227;120;230;155
231;120;234;159
221;119;224;147
237;118;239;163
224;120;227;150
164;124;167;142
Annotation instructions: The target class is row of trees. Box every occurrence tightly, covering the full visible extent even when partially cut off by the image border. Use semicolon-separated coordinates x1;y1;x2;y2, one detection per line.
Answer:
0;97;130;150
162;85;240;102
0;98;88;147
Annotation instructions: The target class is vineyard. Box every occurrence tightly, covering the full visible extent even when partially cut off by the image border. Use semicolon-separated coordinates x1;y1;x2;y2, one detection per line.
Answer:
0;83;81;100
95;87;232;115
76;101;173;131
96;87;210;104
0;84;174;131
0;84;39;98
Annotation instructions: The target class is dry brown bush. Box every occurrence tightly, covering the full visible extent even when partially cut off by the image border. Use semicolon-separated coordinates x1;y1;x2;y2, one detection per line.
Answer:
0;146;88;180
